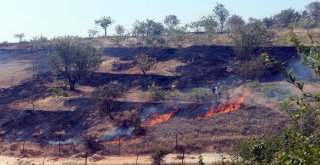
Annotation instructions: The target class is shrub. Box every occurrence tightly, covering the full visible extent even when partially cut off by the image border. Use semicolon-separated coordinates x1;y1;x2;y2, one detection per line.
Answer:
151;147;168;165
148;86;167;102
234;55;271;80
83;136;104;155
188;88;212;102
51;88;69;97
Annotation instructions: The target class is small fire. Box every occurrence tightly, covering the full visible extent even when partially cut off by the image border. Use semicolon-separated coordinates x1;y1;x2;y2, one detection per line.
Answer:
142;109;178;127
196;90;251;120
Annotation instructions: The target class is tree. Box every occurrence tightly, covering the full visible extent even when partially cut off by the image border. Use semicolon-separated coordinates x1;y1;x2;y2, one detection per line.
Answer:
115;25;125;37
95;16;114;36
14;33;25;43
306;1;320;22
151;147;168;165
87;28;99;38
167;27;187;44
235;28;320;164
132;19;164;37
199;15;218;37
226;15;245;32
188;21;203;33
273;8;300;27
94;82;123;119
48;37;102;91
135;54;156;75
164;15;180;29
213;3;229;33
231;21;275;60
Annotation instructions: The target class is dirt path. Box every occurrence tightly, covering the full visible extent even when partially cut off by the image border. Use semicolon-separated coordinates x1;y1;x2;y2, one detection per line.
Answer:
0;153;231;165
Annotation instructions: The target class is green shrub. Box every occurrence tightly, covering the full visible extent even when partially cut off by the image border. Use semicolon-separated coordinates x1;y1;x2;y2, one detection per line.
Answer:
51;88;69;97
188;88;212;102
148;86;167;102
165;90;185;101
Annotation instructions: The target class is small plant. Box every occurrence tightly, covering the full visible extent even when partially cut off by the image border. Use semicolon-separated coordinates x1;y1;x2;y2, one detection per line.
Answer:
51;88;69;97
151;147;168;165
135;54;156;75
235;55;271;80
83;136;104;155
198;155;205;165
188;88;212;102
148;86;167;102
93;82;124;119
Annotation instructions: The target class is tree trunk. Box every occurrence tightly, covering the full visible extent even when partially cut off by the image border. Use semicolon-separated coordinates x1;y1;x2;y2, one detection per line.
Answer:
69;79;76;91
104;28;107;37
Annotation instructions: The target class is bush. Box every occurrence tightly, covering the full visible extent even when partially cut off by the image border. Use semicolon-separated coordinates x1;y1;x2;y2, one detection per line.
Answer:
235;55;271;80
83;136;104;155
231;21;274;60
50;88;69;97
148;86;167;102
234;135;283;164
188;88;212;102
151;147;168;165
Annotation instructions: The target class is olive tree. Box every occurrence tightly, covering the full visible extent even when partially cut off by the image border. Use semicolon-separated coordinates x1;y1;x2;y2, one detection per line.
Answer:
48;37;102;91
93;83;123;119
226;15;245;32
213;3;229;33
95;16;114;36
231;21;275;60
164;15;180;29
306;1;320;22
14;33;25;43
135;54;156;75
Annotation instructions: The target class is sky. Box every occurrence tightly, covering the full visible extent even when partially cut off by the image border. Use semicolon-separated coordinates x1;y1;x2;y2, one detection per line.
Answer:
0;0;316;42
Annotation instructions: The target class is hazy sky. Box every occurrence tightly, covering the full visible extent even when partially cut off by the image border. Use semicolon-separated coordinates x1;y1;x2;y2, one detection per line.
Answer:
0;0;316;42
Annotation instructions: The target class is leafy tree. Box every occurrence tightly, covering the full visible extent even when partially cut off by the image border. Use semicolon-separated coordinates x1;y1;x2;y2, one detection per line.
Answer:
95;16;114;36
213;3;230;33
164;15;180;29
199;15;218;37
306;1;320;23
188;21;203;33
87;28;99;38
115;25;125;37
226;15;245;32
135;54;156;75
273;8;300;27
235;28;320;164
48;37;102;91
132;19;164;37
167;26;187;44
14;33;25;43
94;82;123;119
231;21;275;60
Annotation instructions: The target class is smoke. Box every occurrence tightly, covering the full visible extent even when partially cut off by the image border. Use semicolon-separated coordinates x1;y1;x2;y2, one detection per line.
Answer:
287;59;314;80
102;126;135;141
48;138;79;145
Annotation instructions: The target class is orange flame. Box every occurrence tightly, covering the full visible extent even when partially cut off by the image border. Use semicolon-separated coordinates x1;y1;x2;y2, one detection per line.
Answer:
196;89;251;120
142;110;178;127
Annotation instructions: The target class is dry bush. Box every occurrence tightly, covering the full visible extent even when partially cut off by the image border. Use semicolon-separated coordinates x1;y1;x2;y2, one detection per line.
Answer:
234;55;271;80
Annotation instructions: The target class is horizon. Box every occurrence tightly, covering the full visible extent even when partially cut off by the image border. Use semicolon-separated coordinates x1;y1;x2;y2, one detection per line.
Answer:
0;0;316;42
